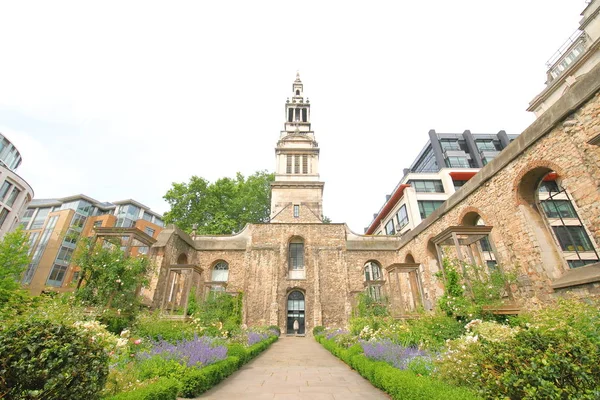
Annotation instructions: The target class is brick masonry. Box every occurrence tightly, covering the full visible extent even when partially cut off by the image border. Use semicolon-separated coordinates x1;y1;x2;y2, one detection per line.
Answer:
148;64;600;329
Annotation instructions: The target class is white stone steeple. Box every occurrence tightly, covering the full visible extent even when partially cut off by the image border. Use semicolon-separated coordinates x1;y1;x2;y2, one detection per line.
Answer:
270;73;324;223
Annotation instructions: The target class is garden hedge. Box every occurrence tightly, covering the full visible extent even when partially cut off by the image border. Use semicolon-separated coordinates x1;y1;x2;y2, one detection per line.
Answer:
315;335;479;400
108;335;278;399
180;335;278;397
106;378;180;400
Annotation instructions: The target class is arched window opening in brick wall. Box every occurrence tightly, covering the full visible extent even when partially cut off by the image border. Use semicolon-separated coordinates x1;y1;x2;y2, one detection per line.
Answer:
209;260;229;295
363;261;384;301
460;212;497;270
405;253;415;263
518;168;599;270
288;237;305;279
177;253;188;265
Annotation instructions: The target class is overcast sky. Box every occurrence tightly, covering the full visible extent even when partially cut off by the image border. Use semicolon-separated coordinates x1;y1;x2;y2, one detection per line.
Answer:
0;0;588;233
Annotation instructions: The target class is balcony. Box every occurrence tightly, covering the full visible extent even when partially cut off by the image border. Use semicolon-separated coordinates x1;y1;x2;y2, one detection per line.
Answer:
546;30;587;83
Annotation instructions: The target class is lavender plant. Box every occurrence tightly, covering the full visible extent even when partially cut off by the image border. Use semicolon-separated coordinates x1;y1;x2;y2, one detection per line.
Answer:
247;331;270;346
325;328;348;340
138;334;227;368
360;339;430;370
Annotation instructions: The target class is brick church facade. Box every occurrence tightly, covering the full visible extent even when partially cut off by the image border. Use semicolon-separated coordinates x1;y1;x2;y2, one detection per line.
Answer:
146;74;406;334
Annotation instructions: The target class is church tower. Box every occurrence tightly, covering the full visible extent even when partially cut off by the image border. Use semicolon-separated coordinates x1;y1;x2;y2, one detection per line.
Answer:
270;73;324;223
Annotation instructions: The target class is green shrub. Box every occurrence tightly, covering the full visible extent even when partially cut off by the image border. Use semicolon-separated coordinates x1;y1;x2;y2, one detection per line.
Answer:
134;313;198;342
0;319;109;400
402;313;464;350
227;343;248;365
354;292;390;317
317;336;478;400
437;300;600;399
312;325;325;336
178;357;240;397
106;377;180;400
137;356;188;381
99;308;136;335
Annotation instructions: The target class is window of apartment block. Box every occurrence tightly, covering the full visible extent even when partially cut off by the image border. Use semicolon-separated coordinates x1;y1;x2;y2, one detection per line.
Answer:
293;205;299;218
482;156;495;166
418;200;444;219
409;180;444;193
93;220;102;228
145;227;155;237
5;187;21;208
439;139;461;151
19;208;35;229
0;208;9;226
385;219;395;235
453;180;468;190
71;214;86;230
56;246;74;264
396;204;409;229
411;146;439;173
30;208;50;230
475;139;502;151
47;264;68;287
142;212;153;222
445;156;470;168
27;231;39;255
0;181;12;201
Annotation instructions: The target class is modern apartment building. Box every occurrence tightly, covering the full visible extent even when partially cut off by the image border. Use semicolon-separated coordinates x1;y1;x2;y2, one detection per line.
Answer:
0;133;33;237
528;0;600;116
20;195;164;295
364;130;518;238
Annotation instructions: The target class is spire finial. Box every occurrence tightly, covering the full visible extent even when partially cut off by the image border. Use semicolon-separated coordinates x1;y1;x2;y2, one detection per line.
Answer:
295;71;301;82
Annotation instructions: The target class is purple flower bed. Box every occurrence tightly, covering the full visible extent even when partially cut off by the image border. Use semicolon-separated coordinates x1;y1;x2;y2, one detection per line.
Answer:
360;339;430;370
325;328;348;340
248;331;270;346
139;335;227;368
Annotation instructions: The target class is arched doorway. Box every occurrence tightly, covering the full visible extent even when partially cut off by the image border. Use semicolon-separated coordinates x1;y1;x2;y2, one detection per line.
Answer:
286;290;305;335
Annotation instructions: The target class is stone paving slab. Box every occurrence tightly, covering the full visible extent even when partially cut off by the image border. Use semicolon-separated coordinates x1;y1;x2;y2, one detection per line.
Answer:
190;336;390;399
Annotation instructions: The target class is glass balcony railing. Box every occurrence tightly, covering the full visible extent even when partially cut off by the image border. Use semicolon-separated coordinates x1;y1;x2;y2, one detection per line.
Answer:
546;30;587;83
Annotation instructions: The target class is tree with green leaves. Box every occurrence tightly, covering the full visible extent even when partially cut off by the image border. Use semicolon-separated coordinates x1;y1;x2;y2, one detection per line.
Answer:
73;238;152;313
0;227;30;304
163;170;274;234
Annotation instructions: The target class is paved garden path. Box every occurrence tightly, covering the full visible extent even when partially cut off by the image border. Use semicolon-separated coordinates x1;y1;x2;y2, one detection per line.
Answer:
192;336;390;400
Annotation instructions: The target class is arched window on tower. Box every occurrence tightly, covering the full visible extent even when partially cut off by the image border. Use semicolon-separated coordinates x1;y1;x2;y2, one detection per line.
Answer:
289;237;305;279
296;90;300;95
364;261;384;301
